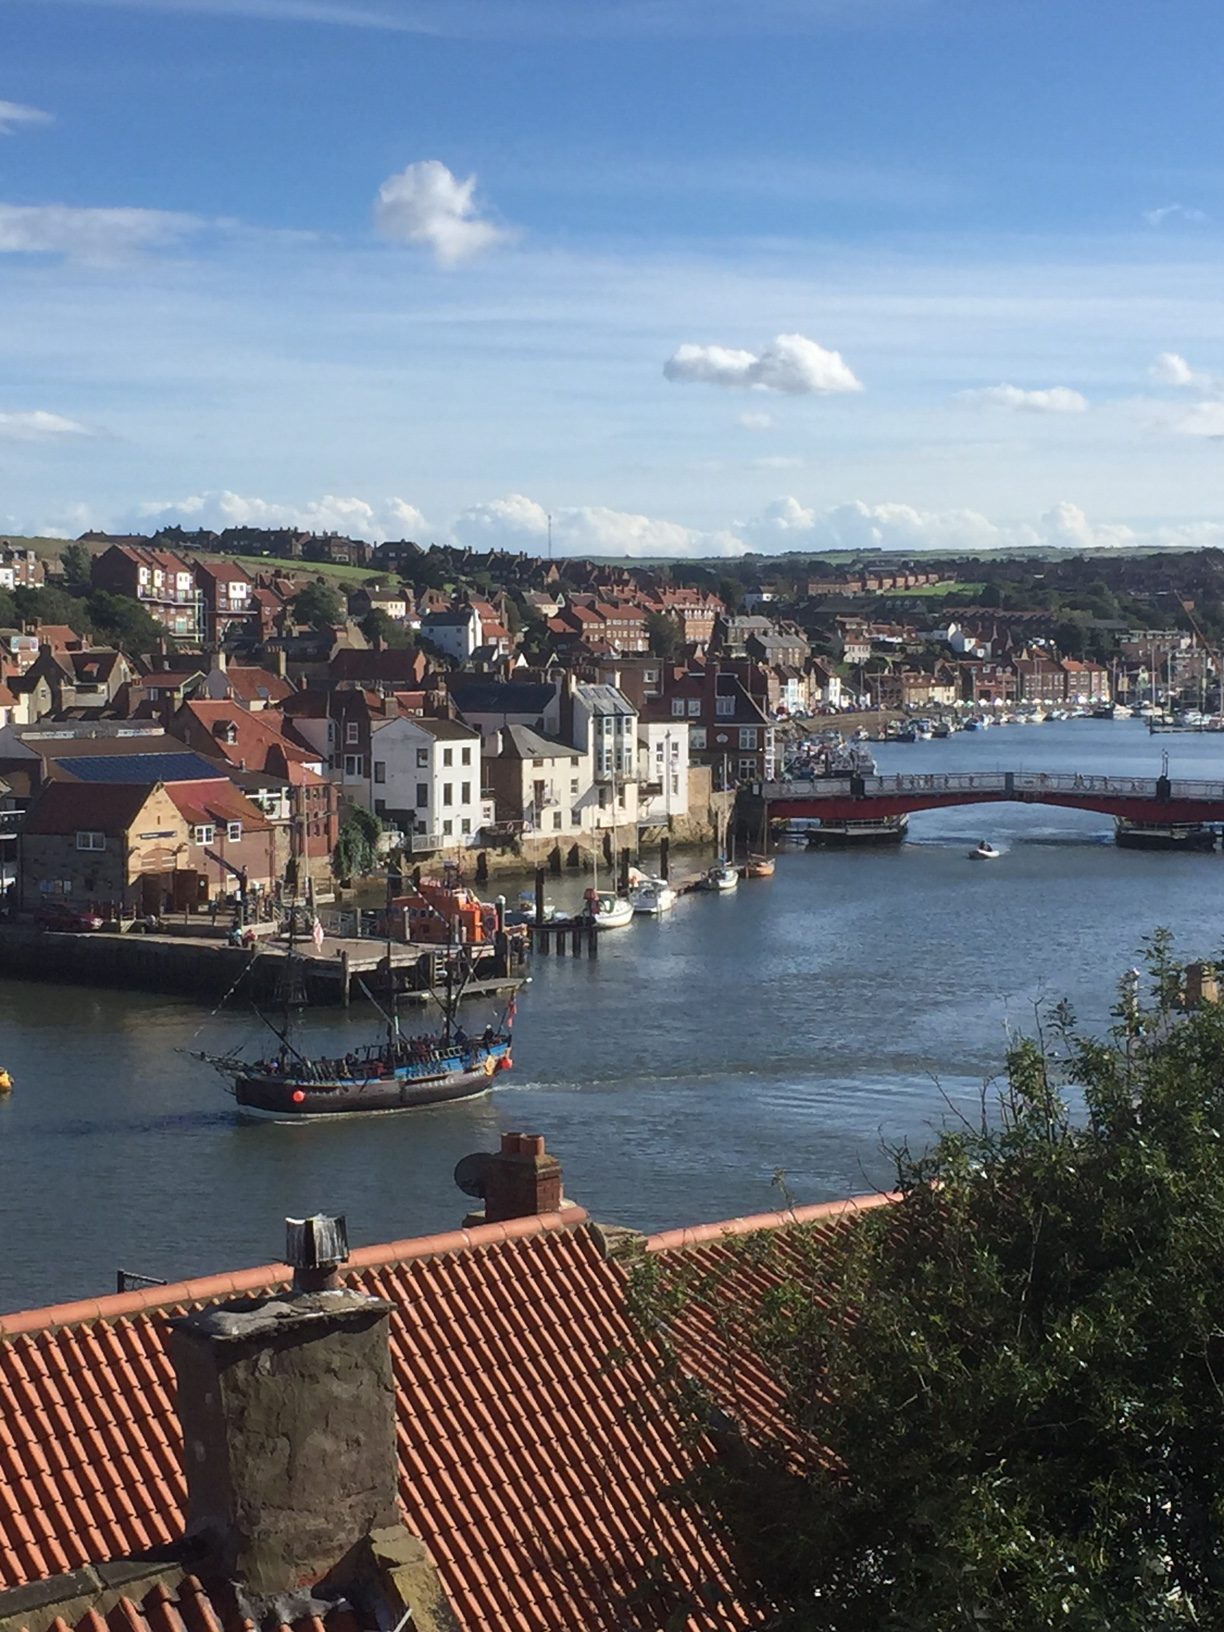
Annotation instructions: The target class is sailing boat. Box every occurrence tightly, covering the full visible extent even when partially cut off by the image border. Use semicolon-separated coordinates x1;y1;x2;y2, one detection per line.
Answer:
193;872;515;1122
581;737;635;928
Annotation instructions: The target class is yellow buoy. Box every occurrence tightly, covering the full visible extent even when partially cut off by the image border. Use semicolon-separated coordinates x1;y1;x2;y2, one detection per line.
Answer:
0;1069;12;1094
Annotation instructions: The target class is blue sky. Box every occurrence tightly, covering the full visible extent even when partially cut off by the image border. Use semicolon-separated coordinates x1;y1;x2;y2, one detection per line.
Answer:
2;0;1223;555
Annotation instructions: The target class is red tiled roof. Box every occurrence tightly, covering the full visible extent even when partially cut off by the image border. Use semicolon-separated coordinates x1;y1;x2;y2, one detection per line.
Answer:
27;1572;361;1632
221;667;293;705
0;1211;764;1630
176;702;318;777
164;779;271;832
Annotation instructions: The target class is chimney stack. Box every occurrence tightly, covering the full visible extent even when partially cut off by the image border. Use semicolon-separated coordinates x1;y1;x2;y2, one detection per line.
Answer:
454;1132;565;1225
169;1214;399;1598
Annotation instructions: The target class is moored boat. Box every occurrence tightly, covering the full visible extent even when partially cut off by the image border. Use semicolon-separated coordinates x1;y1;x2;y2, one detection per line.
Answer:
807;814;909;846
700;859;739;891
582;888;635;928
743;854;775;877
629;877;676;914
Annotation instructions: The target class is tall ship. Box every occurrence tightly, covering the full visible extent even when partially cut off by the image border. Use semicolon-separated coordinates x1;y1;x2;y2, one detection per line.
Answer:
193;874;516;1122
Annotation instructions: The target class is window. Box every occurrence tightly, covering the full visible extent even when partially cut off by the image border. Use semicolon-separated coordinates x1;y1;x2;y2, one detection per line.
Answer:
442;819;453;836
553;811;562;830
461;746;472;766
571;807;582;825
671;699;685;717
227;821;242;841
416;747;428;768
716;696;734;717
75;830;106;851
443;783;453;806
461;781;471;803
690;728;707;750
193;824;215;845
688;699;701;716
344;754;363;777
345;722;359;745
644;669;658;683
374;762;386;784
442;747;453;767
570;777;579;794
461;817;472;835
374;798;386;816
416;783;428;808
532;757;544;768
738;728;757;749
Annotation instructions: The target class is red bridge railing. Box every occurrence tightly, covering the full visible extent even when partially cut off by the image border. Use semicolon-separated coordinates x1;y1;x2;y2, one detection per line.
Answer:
757;772;1224;804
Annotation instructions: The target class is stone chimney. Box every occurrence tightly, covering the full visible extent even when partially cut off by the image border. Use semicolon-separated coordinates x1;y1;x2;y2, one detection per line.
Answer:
169;1216;399;1598
455;1132;565;1225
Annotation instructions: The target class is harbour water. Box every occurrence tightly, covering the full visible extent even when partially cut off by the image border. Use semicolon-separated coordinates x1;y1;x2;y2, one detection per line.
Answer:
2;718;1223;1313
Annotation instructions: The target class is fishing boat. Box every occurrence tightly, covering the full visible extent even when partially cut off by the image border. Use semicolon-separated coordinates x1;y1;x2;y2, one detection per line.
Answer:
743;854;775;878
700;859;739;891
191;879;516;1122
969;840;1001;860
807;813;909;846
629;876;676;914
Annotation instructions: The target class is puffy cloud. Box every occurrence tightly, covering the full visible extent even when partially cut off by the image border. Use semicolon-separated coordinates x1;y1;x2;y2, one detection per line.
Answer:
0;409;91;440
663;332;862;395
0;201;204;258
738;496;1159;553
1146;353;1224;436
454;491;743;557
961;383;1088;414
129;490;428;542
1149;350;1221;394
1144;203;1209;227
0;100;52;136
375;160;511;266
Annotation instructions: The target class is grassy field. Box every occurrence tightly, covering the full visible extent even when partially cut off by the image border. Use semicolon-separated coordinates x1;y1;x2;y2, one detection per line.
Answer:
887;580;985;598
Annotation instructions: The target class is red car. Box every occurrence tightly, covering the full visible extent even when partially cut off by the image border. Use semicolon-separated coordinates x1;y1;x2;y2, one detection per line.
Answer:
34;902;105;932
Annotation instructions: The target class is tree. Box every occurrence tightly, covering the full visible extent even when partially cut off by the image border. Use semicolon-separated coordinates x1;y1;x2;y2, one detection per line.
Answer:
647;612;685;662
58;542;94;592
293;580;344;629
359;608;414;649
718;575;745;615
84;591;168;652
633;936;1224;1631
332;805;382;882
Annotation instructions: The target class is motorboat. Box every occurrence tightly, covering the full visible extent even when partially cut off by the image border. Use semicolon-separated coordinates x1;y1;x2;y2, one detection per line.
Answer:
582;888;635;929
969;840;1001;860
700;860;739;892
630;877;676;914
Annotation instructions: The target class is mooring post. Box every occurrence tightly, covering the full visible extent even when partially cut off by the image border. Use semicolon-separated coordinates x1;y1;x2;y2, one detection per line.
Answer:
587;921;598;958
618;848;630;894
659;835;670;880
339;948;350;1007
571;923;582;956
535;868;546;928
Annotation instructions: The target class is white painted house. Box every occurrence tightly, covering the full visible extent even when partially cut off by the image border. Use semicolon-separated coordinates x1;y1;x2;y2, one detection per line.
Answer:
420;607;481;664
637;721;689;825
368;715;483;851
569;681;640;834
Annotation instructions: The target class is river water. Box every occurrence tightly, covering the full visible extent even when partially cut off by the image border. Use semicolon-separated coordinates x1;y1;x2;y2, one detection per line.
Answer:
2;718;1223;1313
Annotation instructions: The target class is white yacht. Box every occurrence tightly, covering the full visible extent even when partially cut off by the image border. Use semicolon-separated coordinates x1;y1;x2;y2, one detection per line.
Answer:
700;860;739;892
583;889;635;929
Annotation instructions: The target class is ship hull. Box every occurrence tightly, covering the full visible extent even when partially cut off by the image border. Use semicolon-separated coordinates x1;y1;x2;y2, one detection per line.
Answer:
233;1042;511;1121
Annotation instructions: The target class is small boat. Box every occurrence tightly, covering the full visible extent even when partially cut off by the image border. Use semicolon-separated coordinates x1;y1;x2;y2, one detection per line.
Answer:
744;854;775;878
969;840;1001;860
0;1068;11;1095
630;877;676;914
700;859;739;892
583;888;636;928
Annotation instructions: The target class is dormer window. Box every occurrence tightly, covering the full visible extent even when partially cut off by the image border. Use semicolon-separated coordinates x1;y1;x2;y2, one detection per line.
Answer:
193;824;214;845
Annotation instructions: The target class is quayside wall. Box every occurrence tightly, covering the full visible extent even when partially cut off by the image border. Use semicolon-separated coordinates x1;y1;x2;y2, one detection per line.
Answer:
0;925;253;1002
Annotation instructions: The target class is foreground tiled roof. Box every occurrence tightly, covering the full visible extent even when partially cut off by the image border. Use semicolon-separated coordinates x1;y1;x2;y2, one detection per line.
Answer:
0;1210;769;1632
21;1571;361;1632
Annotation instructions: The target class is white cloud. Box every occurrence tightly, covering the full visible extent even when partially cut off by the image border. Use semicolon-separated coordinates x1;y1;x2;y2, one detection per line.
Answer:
375;160;511;266
1167;401;1224;440
129;490;428;541
961;383;1088;414
0;202;204;259
1144;203;1209;228
738;496;1159;553
738;410;774;430
0;410;91;441
1149;350;1221;394
453;491;743;557
0;100;52;136
664;332;862;395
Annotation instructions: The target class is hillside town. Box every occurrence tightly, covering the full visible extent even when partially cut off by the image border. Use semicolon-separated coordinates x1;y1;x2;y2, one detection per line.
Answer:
2;531;1223;915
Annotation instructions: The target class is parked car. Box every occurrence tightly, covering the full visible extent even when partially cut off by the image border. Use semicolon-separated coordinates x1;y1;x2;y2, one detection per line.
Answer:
33;901;105;932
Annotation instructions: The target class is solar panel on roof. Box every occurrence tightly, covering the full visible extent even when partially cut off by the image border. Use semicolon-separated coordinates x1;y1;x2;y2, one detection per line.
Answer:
64;752;223;784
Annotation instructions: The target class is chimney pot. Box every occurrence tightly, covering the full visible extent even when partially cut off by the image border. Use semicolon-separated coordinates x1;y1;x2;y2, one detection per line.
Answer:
285;1213;348;1291
462;1132;563;1223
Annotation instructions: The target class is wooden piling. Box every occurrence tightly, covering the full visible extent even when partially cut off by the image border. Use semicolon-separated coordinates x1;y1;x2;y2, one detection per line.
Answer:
587;921;598;958
535;868;546;927
571;923;583;956
659;836;670;880
339;948;350;1007
618;849;630;894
